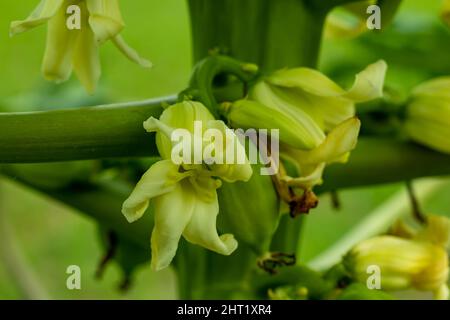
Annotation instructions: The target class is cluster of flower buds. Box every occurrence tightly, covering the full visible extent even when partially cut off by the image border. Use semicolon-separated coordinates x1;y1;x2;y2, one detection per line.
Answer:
11;0;151;93
344;215;450;300
222;60;387;214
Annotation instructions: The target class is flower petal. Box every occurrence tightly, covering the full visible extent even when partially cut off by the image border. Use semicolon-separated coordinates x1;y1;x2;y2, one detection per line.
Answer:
267;68;345;99
204;120;253;182
344;60;387;102
10;0;64;36
182;183;238;256
250;82;326;149
41;4;78;83
86;0;125;43
145;101;216;159
151;180;196;271
404;118;450;154
267;60;387;103
72;8;101;94
280;162;326;190
324;1;373;40
412;77;450;99
112;35;152;68
306;95;355;132
325;8;367;40
122;160;183;223
282;117;361;166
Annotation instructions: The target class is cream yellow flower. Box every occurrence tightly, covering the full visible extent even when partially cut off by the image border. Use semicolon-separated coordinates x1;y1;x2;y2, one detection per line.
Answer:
11;0;151;93
223;61;386;191
344;235;449;300
122;101;252;271
403;77;450;154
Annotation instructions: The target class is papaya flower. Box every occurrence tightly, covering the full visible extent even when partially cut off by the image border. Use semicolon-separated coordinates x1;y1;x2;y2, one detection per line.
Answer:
403;77;450;154
346;215;450;300
223;61;387;192
122;101;252;271
344;236;449;300
10;0;151;93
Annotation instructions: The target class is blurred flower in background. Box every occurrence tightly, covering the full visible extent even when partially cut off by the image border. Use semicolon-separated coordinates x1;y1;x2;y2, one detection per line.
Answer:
345;215;450;300
10;0;151;93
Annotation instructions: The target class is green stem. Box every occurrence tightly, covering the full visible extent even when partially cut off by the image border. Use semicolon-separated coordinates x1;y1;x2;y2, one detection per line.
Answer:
318;138;450;193
185;0;329;299
270;215;305;255
183;55;260;117
179;0;326;297
0;97;173;163
188;0;326;70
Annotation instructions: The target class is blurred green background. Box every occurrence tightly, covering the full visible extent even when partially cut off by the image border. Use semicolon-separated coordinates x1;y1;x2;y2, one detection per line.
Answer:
0;0;449;299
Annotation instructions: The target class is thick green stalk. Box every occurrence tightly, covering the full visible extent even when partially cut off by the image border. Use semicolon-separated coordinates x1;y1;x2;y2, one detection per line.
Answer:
185;0;329;299
188;0;326;69
318;138;450;192
311;0;368;10
2;104;449;189
270;215;305;254
0;97;173;163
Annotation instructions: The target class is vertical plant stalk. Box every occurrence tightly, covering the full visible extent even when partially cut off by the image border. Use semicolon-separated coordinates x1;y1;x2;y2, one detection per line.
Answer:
184;0;329;299
188;0;326;69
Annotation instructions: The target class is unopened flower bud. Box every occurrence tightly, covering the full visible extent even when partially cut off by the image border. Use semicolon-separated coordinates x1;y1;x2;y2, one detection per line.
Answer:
403;77;450;154
344;236;449;300
222;99;324;150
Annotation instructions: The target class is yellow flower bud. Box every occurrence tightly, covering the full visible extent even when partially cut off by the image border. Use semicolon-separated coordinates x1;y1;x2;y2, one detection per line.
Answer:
404;77;450;154
222;99;325;150
345;236;449;300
